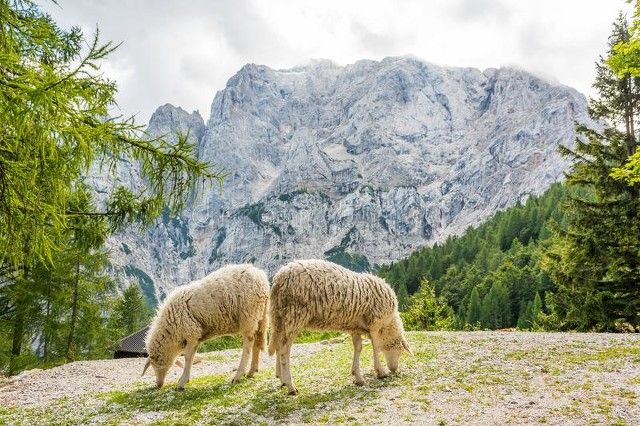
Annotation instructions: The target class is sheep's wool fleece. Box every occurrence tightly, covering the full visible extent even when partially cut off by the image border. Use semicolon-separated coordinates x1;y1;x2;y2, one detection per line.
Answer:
146;264;269;350
271;259;398;334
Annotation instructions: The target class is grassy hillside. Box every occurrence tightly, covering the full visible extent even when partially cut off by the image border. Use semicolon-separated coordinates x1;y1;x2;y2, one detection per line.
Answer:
1;331;638;425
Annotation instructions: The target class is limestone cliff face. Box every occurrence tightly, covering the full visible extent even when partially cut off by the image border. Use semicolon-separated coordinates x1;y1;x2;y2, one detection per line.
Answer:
100;56;594;302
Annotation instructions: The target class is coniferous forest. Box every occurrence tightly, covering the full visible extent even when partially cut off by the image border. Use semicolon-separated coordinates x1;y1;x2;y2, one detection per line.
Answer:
1;0;640;379
378;184;565;331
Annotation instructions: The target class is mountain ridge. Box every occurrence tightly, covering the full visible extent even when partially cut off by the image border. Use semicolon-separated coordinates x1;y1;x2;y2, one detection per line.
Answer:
96;56;596;301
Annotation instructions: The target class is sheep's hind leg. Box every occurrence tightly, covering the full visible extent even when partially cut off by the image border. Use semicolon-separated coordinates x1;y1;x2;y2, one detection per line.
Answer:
176;341;198;391
232;334;253;383
247;331;262;378
275;350;281;379
279;341;297;395
351;334;365;386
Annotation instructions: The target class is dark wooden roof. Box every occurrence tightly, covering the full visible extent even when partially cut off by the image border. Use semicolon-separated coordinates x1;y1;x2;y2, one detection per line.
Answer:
115;326;149;354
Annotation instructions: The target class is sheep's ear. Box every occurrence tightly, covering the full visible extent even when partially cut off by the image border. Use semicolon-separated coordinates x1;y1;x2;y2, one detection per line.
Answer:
402;338;413;355
174;359;184;369
141;358;151;377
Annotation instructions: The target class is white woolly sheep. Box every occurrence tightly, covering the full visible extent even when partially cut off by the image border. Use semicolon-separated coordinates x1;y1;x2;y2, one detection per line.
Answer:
142;264;270;390
268;259;411;395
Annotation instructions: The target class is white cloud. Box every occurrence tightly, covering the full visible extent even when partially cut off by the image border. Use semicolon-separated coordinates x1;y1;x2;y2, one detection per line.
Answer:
42;0;633;124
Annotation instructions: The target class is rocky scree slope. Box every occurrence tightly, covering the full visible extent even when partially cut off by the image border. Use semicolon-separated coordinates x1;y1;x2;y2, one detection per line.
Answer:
95;56;595;301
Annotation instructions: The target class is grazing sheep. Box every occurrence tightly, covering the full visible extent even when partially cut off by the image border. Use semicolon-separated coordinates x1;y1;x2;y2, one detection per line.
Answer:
141;264;270;390
268;259;411;395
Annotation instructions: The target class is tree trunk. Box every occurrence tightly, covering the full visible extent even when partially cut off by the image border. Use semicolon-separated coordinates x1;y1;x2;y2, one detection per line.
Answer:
65;256;80;361
9;303;25;373
9;265;29;374
43;281;52;361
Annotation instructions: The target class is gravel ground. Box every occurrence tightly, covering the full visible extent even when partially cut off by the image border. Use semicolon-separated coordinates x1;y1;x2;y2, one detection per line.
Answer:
0;342;327;409
0;332;638;425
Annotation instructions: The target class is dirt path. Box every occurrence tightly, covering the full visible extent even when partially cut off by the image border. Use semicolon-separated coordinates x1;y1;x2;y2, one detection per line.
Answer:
1;332;638;425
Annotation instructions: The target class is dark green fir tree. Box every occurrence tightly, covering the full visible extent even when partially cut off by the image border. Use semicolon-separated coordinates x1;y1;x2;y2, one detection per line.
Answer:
544;14;640;331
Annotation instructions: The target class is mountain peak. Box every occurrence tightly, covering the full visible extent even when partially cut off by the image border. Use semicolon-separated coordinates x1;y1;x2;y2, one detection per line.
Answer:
109;58;596;298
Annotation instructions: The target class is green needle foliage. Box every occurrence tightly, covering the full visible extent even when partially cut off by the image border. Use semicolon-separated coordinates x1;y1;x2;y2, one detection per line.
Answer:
0;0;225;267
111;283;153;337
608;2;640;186
544;14;640;331
379;184;565;331
402;280;454;331
0;0;224;373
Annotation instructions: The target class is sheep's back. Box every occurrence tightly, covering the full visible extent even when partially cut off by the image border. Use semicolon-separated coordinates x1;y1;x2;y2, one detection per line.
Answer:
271;260;396;331
159;264;269;337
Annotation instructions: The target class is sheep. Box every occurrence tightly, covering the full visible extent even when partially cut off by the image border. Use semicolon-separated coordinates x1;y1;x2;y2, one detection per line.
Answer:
141;264;270;390
268;259;411;395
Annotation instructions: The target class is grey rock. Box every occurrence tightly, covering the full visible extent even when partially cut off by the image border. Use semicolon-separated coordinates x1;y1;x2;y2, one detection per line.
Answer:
98;56;595;301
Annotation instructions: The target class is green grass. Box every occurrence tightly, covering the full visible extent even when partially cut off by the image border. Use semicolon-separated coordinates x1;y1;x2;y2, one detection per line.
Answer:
198;330;343;353
2;332;639;425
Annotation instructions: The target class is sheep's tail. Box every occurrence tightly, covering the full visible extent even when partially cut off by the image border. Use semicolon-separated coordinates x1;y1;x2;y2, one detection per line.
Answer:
255;300;269;353
268;309;280;356
268;270;283;356
267;311;289;356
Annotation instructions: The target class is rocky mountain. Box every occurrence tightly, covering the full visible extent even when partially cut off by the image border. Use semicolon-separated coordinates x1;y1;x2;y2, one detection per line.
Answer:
96;56;595;304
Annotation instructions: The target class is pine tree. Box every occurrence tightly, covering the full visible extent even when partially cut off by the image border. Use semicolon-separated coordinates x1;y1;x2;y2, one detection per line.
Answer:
401;280;455;331
466;287;482;326
395;282;410;312
455;301;467;329
112;283;153;337
530;292;544;330
0;0;224;372
0;0;224;267
517;300;533;330
545;14;640;331
480;282;510;329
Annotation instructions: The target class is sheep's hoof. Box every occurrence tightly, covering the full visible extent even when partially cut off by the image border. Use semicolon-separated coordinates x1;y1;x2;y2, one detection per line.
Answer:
246;370;257;378
288;388;298;396
376;372;389;379
176;386;185;392
230;377;242;384
280;382;287;388
354;379;365;386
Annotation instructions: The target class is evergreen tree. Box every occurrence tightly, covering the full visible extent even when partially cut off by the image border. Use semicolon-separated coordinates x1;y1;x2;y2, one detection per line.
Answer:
112;283;153;337
0;0;224;268
455;301;467;329
530;292;544;330
465;287;482;326
480;282;510;329
545;15;640;331
516;300;533;330
402;280;455;331
0;0;224;372
395;282;410;312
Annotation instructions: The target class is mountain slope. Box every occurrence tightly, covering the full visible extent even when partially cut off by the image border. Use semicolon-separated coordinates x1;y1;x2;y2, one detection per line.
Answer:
101;56;595;299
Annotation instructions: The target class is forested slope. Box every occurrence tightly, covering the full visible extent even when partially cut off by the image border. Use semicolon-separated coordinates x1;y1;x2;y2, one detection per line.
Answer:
378;184;567;330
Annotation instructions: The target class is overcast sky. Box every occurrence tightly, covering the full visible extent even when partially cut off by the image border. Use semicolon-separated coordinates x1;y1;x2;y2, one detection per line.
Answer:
43;0;633;125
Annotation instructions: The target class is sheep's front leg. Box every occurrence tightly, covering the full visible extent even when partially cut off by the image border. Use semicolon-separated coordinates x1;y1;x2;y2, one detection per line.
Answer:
279;342;297;395
275;351;281;379
370;334;389;379
351;334;365;386
176;341;198;390
232;334;253;383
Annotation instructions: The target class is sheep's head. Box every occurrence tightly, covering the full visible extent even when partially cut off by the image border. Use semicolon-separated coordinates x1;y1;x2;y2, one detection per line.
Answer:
376;313;412;373
141;345;183;388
